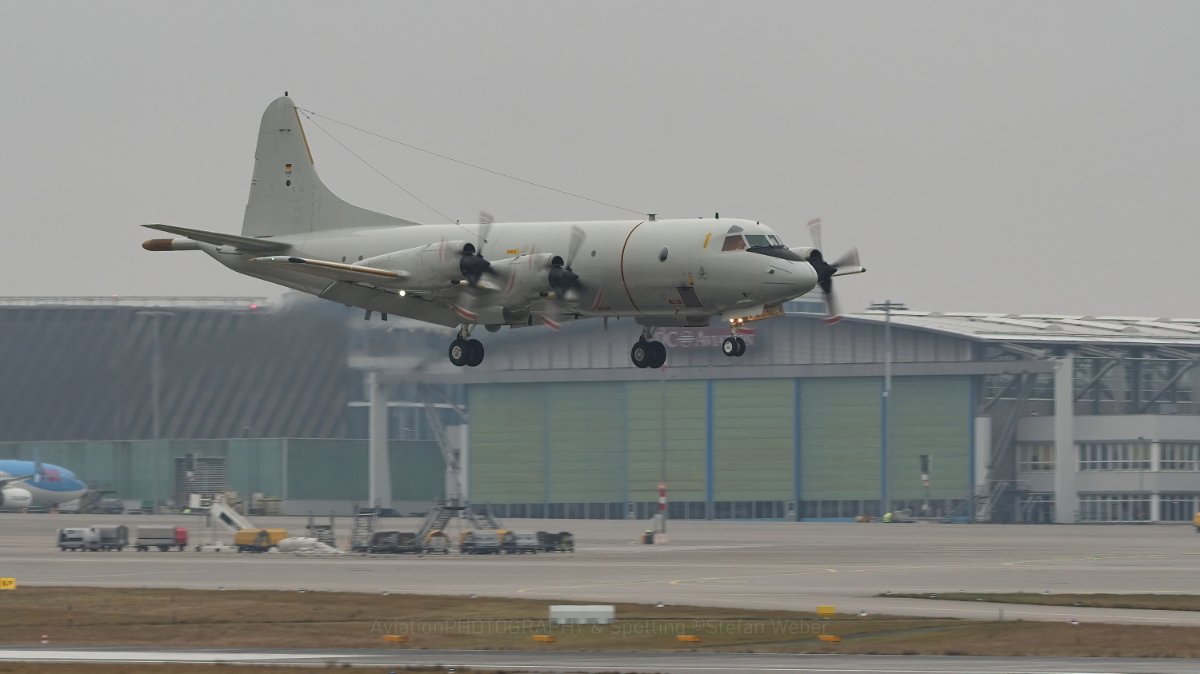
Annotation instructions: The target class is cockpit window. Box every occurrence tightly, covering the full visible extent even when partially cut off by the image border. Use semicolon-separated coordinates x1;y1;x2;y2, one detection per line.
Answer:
768;235;782;246
744;234;771;248
721;235;747;251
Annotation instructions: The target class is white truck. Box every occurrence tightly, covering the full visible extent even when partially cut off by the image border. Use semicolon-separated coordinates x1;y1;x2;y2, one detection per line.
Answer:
58;527;100;551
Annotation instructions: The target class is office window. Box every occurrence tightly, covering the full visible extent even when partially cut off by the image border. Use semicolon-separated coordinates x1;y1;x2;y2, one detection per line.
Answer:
1079;441;1151;471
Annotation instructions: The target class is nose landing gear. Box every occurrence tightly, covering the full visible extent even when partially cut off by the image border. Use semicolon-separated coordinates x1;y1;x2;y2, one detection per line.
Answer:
722;336;746;357
630;327;667;369
449;326;485;367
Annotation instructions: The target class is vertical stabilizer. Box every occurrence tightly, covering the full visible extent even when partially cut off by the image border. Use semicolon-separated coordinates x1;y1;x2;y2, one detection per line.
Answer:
242;96;420;238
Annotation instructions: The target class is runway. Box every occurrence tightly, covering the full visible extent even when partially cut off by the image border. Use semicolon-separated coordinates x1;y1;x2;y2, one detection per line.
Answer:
2;647;1199;673
4;514;1200;625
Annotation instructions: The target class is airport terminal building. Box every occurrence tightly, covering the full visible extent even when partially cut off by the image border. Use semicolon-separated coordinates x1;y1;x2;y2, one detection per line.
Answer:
3;296;1198;523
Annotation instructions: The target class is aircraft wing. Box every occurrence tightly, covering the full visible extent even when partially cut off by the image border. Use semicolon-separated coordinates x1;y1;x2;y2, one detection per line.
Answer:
142;224;291;253
0;474;34;488
252;256;411;289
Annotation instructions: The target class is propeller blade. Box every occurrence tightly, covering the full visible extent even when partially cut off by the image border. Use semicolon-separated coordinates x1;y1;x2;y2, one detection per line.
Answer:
478;211;495;256
824;287;842;323
565;225;586;269
830;246;860;270
807;218;823;252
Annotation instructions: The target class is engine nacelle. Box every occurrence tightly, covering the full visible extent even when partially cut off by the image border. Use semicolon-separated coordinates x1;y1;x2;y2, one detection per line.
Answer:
360;240;472;291
0;486;33;510
490;253;559;306
788;246;820;261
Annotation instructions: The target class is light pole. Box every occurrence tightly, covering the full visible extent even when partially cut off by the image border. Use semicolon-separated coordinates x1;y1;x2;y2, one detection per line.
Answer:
135;311;175;440
659;370;668;534
869;300;907;518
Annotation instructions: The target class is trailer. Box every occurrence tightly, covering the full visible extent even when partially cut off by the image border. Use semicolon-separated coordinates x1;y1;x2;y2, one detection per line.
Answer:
135;526;188;552
92;524;128;551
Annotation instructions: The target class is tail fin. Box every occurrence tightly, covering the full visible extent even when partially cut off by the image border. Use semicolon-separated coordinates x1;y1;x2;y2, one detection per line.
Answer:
242;96;420;238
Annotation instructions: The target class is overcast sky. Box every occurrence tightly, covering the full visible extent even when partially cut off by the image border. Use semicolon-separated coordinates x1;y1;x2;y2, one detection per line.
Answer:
1;1;1196;317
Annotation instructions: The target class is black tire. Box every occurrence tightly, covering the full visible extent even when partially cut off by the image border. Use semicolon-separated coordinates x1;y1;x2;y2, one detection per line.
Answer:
448;339;469;366
734;337;746;357
466;339;485;367
722;337;738;357
631;341;650;368
647;341;667;368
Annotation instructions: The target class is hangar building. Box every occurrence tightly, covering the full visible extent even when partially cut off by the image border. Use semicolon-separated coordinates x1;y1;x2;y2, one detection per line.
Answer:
3;296;1198;523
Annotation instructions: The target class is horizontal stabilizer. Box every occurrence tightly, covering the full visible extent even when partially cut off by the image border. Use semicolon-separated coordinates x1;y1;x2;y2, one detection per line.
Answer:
142;224;291;253
252;256;410;289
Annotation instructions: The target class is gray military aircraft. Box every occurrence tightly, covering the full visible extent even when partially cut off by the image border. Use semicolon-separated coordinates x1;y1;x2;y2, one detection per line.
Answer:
143;96;864;369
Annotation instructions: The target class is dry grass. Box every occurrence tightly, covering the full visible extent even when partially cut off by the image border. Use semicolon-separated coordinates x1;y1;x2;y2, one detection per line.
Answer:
885;591;1200;612
0;667;469;674
3;587;1200;657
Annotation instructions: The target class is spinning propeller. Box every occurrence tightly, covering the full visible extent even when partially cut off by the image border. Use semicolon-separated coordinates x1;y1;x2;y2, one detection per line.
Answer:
547;225;587;300
806;218;861;321
458;212;499;287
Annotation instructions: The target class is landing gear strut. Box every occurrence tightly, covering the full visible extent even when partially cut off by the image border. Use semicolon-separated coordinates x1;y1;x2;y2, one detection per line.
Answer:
449;326;485;367
630;328;667;369
722;336;746;357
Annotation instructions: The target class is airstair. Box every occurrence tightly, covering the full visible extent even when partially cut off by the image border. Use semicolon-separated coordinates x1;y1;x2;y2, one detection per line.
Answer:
350;507;379;552
467;504;500;530
306;512;336;547
415;504;460;540
207;494;255;532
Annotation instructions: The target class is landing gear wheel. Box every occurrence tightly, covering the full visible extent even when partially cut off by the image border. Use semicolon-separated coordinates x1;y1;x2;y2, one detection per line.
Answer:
631;340;651;368
647;341;667;369
449;339;469;367
722;336;739;357
734;336;746;357
465;339;485;367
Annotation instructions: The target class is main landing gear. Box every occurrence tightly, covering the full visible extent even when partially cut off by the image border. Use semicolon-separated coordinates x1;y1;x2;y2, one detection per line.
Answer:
630;328;667;369
449;326;485;367
722;335;746;357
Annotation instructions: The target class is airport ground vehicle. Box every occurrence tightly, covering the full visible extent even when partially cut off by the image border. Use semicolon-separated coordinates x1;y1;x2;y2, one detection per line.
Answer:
135;526;188;551
537;531;575;552
1193;512;1200;532
95;499;125;514
93;524;128;550
233;528;288;553
368;531;420;554
459;530;501;555
57;527;99;551
423;530;450;554
503;531;541;554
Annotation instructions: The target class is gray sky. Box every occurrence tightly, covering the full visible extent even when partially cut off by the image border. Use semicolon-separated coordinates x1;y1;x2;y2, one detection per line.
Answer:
1;1;1196;317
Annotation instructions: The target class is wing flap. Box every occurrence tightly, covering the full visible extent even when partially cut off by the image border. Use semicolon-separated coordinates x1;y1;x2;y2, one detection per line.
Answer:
252;256;410;289
142;224;291;253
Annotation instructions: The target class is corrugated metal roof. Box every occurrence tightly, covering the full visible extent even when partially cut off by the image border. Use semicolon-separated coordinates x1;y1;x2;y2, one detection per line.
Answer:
852;310;1200;347
0;302;351;441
